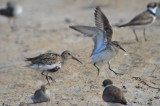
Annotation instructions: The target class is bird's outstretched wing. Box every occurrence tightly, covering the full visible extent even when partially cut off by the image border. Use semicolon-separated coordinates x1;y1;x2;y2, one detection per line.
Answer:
94;6;113;42
70;26;107;56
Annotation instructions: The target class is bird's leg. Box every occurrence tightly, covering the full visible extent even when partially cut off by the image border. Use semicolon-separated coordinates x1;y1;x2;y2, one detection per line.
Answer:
8;18;17;32
143;28;147;41
133;29;139;42
41;71;50;85
108;62;123;75
47;74;56;83
45;73;51;86
8;18;12;30
93;63;100;76
41;71;55;85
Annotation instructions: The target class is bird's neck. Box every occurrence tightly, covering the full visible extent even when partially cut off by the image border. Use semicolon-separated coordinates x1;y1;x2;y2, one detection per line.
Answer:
104;84;113;91
147;7;157;16
111;44;119;54
104;84;112;88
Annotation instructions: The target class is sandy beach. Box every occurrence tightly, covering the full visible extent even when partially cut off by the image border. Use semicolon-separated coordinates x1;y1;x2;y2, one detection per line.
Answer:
0;0;160;105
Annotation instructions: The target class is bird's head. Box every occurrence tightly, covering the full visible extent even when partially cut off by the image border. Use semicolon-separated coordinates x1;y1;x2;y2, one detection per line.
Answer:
41;85;47;92
112;41;126;52
61;50;82;64
147;2;158;15
102;79;113;87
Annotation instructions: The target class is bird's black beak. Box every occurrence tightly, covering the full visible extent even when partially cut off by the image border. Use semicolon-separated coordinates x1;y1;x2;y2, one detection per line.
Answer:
72;56;83;64
120;46;126;52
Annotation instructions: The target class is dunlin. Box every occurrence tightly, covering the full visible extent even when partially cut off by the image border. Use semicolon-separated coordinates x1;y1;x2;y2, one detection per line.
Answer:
26;50;82;84
70;7;126;75
0;1;22;30
118;2;158;41
30;85;51;103
102;79;127;105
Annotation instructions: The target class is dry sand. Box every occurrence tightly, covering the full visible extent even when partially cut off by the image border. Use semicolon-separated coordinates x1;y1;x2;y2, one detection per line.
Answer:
0;0;160;106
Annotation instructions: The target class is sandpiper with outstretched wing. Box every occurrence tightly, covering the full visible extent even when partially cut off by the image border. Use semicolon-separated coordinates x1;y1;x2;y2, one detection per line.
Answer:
70;7;126;76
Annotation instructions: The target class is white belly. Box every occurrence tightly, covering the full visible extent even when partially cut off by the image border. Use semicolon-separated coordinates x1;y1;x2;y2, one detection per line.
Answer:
31;62;62;70
91;49;117;65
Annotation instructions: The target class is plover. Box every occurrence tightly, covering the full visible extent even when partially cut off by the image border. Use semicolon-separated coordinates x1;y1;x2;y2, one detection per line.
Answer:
118;2;158;41
102;79;127;105
70;7;126;75
26;50;82;84
30;85;51;103
0;1;22;30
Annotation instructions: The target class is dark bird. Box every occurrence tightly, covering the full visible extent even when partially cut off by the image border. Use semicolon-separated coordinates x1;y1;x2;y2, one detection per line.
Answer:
102;79;127;105
0;1;22;30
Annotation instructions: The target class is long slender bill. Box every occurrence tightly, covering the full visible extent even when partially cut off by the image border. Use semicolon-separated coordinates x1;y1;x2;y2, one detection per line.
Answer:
72;56;83;64
120;46;126;52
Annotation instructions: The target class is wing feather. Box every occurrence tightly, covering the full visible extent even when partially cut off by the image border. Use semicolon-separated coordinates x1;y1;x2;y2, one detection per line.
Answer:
70;26;107;56
95;6;113;42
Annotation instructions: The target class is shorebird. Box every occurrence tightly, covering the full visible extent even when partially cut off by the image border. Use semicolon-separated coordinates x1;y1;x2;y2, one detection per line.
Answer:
102;79;127;105
30;85;51;103
70;7;126;75
118;2;158;41
0;1;22;30
26;50;82;84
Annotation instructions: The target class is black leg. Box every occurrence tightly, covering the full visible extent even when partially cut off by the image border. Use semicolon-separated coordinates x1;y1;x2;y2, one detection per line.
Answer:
46;73;50;85
41;71;55;85
143;28;147;41
41;70;46;76
8;18;17;32
133;29;139;42
93;63;100;76
108;62;123;75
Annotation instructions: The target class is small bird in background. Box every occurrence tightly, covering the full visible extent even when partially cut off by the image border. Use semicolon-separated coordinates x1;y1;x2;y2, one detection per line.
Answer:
30;85;51;103
70;7;126;76
118;2;158;41
102;79;127;105
26;50;82;85
0;1;22;31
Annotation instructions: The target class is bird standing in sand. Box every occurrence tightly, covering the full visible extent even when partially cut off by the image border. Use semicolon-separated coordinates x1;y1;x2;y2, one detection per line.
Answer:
70;7;126;75
26;50;82;84
102;79;127;105
30;85;51;103
118;2;158;41
0;1;22;30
